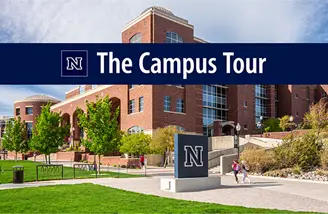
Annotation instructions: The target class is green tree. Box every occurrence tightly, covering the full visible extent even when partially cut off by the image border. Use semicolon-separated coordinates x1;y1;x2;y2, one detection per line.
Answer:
263;118;282;132
304;98;328;135
2;117;28;160
279;115;294;131
119;132;151;157
149;126;182;167
77;96;121;173
30;103;69;164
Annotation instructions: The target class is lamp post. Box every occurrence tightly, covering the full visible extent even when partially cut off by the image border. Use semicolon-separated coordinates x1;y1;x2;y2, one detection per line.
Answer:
260;116;264;137
234;123;241;160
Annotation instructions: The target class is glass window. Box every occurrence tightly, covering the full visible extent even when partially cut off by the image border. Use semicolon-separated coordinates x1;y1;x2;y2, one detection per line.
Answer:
176;99;184;113
164;96;171;111
165;32;183;43
202;85;228;136
26;122;33;139
91;85;98;89
26;107;33;115
128;85;139;89
79;86;85;94
16;108;20;116
130;33;142;43
128;126;144;134
139;97;144;112
80;127;84;138
129;100;135;114
306;87;310;99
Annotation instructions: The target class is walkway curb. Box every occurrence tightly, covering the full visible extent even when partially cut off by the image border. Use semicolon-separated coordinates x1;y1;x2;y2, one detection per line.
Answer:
226;173;328;185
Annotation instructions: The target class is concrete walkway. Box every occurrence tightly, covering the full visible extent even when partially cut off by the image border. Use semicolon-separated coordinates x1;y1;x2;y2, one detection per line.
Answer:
1;175;328;213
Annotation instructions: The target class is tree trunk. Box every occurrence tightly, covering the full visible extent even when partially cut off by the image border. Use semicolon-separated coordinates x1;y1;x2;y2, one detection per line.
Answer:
45;155;47;164
98;154;101;174
15;151;17;161
48;155;51;164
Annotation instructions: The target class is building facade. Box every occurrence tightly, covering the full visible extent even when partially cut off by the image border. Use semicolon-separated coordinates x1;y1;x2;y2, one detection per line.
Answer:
13;7;328;143
0;116;14;148
14;95;60;139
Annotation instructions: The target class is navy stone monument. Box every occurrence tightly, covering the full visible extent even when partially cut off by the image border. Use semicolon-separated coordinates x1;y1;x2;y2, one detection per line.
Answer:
160;134;221;192
174;134;208;178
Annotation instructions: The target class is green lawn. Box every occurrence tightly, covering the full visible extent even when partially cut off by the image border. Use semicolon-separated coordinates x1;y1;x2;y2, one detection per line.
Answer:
0;160;139;183
0;183;310;214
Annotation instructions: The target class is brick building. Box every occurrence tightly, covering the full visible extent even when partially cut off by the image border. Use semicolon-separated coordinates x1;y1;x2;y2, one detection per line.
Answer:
0;116;14;148
14;95;60;139
13;7;328;144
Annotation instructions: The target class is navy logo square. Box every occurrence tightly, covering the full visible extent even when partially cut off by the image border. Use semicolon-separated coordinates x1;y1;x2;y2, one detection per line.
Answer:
61;50;88;77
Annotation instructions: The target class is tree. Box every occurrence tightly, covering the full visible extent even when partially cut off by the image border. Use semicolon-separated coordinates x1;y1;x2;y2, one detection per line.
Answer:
2;117;27;160
30;103;69;164
77;96;121;173
279;115;294;131
149;126;182;167
263;118;282;132
119;132;151;157
304;98;328;135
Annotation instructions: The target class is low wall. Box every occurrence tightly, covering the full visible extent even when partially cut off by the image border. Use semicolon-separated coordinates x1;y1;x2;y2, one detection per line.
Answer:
252;130;309;139
208;148;238;169
220;153;238;175
145;154;164;166
84;154;140;167
208;136;234;151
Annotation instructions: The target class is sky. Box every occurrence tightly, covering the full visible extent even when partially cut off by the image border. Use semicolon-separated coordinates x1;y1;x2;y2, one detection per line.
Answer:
0;0;328;115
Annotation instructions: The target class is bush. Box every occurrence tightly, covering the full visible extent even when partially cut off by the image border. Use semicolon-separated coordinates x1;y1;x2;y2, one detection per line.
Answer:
321;146;328;170
292;165;302;175
263;168;293;178
121;165;127;168
263;118;282;132
274;132;323;170
240;148;276;173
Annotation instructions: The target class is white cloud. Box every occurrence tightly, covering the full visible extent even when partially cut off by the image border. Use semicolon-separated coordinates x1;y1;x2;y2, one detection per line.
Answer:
0;0;326;43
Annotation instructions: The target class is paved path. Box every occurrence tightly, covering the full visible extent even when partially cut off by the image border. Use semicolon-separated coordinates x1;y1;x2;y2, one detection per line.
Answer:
1;175;328;213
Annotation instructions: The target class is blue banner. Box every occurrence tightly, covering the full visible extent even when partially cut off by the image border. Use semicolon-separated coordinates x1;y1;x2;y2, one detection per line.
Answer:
0;43;327;84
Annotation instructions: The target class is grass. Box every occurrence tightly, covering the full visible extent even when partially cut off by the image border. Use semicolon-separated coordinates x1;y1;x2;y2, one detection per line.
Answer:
0;160;139;184
0;183;311;214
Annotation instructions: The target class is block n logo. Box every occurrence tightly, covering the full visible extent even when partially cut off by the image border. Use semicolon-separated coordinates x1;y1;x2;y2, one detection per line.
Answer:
66;57;83;70
184;145;203;167
61;50;88;77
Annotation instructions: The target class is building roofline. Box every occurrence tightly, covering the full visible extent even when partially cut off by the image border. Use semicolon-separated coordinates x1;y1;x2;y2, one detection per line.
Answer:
14;100;60;104
194;37;208;43
51;85;113;110
122;7;193;33
65;86;80;94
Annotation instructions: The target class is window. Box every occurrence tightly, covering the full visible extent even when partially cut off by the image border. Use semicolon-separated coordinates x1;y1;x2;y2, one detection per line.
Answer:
130;33;142;43
164;96;171;111
244;125;248;129
139;97;144;112
176;99;184;113
322;91;327;98
16;108;20;116
128;126;144;134
165;32;183;43
306;87;310;100
255;85;268;125
26;107;33;115
80;127;84;138
129;100;135;114
244;101;247;107
295;94;298;99
166;125;185;132
255;85;267;98
91;85;98;89
128;85;139;89
26;122;33;139
79;86;85;94
202;85;228;136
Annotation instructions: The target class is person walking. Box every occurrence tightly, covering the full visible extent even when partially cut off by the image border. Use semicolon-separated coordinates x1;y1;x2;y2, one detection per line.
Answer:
241;160;251;183
232;160;240;184
140;154;145;169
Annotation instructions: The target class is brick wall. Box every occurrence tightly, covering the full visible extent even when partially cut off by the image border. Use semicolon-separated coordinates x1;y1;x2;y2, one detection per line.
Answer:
252;129;309;139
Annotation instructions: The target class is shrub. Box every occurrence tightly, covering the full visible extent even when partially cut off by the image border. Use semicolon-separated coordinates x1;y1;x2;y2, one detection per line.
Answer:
240;148;276;173
263;168;293;178
274;132;323;170
121;165;127;168
320;145;328;170
315;169;328;176
292;165;302;175
263;118;282;132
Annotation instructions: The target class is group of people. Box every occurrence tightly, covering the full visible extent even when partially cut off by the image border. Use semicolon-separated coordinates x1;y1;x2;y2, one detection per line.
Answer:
232;160;251;184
